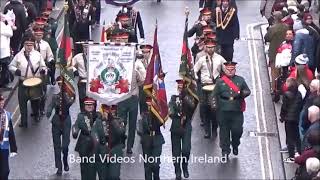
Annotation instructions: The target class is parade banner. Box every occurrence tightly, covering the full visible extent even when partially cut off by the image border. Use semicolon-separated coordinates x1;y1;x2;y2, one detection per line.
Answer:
87;44;136;105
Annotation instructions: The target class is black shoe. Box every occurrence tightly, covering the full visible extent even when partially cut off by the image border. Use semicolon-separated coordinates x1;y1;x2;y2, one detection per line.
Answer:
222;151;229;160
182;166;189;178
34;116;40;122
51;80;56;85
232;147;238;156
175;174;182;180
56;168;62;176
271;91;280;103
64;163;69;171
204;133;211;139
200;121;204;126
40;111;45;116
126;148;133;154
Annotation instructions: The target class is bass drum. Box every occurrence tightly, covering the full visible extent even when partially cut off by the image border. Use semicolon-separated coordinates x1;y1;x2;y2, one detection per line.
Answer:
23;77;44;100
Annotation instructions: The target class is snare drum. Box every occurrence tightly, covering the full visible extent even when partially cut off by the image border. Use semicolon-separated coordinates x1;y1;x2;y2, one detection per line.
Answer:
23;77;44;100
202;84;215;92
202;84;217;111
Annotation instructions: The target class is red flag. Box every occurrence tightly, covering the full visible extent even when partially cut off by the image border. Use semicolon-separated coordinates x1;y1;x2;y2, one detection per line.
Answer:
143;23;168;124
101;21;106;43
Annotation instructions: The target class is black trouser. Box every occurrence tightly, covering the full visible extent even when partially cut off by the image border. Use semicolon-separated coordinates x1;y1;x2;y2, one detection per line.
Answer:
40;82;47;113
47;63;56;85
220;44;234;62
285;122;301;158
201;88;218;136
0;57;11;87
95;0;101;24
78;81;87;112
0;149;9;180
18;82;41;126
52;115;71;170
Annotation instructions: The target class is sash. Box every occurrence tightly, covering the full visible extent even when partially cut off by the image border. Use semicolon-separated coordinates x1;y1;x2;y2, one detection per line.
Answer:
206;55;214;82
216;7;235;30
131;9;138;29
24;52;39;77
83;53;88;72
221;75;246;112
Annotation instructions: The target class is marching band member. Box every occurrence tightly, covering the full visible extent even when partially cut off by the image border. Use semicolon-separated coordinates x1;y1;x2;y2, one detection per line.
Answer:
212;62;251;159
33;27;55;115
9;34;47;127
69;0;95;54
110;30;145;154
97;104;126;180
169;79;193;180
115;12;137;43
117;4;145;43
70;41;91;112
188;8;216;61
0;94;17;180
136;44;152;115
72;97;105;180
46;76;75;176
213;0;239;62
194;39;226;139
140;96;165;180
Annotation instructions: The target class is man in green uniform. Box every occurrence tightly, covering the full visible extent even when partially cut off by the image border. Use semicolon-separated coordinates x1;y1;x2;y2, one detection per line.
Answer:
140;97;165;180
212;62;251;159
72;97;105;180
169;79;193;180
97;104;126;180
110;31;145;154
46;76;75;176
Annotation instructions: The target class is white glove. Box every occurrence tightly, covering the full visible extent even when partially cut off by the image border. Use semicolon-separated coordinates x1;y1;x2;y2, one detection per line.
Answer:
10;152;17;157
139;38;145;44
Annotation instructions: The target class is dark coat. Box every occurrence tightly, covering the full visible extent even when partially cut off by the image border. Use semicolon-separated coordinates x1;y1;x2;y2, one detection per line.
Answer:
280;90;303;123
213;6;240;45
265;22;288;62
4;0;28;52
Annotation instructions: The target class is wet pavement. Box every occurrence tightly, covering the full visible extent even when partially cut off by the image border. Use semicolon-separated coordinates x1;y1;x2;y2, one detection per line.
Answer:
6;0;290;179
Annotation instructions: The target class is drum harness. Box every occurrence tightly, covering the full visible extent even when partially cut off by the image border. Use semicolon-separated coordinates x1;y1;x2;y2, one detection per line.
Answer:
23;51;40;81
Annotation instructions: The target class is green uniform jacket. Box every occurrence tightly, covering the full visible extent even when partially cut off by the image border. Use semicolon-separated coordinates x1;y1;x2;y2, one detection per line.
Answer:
46;92;75;126
98;116;126;155
169;95;192;134
213;75;251;112
72;112;106;157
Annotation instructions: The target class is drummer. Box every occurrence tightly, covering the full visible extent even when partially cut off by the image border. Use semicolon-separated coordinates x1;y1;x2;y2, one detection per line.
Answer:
194;38;226;139
9;34;47;127
33;27;55;116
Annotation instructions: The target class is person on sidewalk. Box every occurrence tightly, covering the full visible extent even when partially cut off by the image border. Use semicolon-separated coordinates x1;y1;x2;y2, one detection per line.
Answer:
46;76;75;176
280;78;303;163
0;12;15;89
0;94;17;180
213;61;251;159
264;11;289;102
4;0;28;56
9;34;47;128
213;0;239;62
169;79;193;180
302;105;320;150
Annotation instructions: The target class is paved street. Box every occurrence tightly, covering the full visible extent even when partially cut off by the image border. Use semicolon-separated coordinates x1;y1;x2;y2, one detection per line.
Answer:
6;0;290;179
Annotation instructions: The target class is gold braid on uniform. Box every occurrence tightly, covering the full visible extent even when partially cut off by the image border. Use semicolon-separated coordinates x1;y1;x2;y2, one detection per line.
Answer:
216;7;235;30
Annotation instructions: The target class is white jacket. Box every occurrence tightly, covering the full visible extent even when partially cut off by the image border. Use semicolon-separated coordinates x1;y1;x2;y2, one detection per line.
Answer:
9;49;47;80
0;21;13;59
